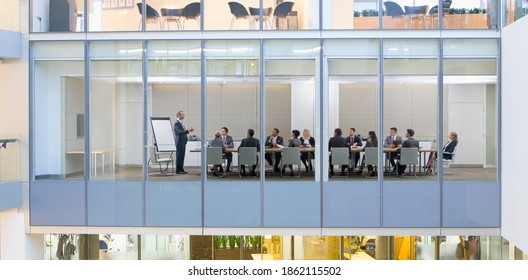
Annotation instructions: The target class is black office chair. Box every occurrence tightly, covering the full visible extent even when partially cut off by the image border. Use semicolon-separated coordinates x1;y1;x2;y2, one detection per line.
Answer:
136;3;162;31
273;1;295;30
181;2;201;30
228;2;252;30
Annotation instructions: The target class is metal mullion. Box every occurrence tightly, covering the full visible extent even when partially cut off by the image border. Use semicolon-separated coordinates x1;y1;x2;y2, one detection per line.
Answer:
260;39;265;228
84;40;91;226
201;39;206;230
438;38;444;228
142;39;148;226
379;38;384;228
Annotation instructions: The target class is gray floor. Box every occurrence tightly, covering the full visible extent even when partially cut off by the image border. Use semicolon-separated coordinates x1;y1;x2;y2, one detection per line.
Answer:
62;164;497;183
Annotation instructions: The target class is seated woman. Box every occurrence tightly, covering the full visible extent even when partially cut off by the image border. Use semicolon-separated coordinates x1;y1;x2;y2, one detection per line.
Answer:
300;129;315;173
425;132;458;174
356;131;378;177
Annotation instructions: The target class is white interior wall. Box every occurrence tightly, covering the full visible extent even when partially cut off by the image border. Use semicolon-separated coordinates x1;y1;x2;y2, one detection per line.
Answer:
339;84;377;138
34;61;83;177
502;15;528;254
116;84;143;166
383;83;437;142
0;210;43;260
0;0;20;31
291;83;315;134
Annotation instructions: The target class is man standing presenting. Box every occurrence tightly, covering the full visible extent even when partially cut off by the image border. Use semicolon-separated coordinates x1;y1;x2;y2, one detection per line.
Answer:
174;111;194;174
220;127;234;173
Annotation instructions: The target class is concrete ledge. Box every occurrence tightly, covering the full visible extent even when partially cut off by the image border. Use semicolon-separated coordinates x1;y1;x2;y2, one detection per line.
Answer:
0;181;22;210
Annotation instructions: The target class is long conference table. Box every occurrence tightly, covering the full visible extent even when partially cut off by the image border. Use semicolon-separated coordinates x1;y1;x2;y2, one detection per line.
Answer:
193;147;435;174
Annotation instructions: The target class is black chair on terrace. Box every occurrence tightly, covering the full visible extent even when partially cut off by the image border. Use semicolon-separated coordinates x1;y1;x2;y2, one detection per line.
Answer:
136;3;162;30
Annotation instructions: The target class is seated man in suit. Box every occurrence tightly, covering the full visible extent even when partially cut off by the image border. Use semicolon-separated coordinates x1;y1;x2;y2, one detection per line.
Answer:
345;127;363;170
328;128;349;176
265;128;284;173
397;128;420;176
239;128;260;177
219;126;234;173
208;131;226;177
383;127;403;173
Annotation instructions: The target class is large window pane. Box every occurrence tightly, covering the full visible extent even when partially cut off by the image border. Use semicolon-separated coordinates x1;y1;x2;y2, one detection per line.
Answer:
89;41;143;181
264;40;320;182
147;40;201;182
442;39;498;182
324;0;379;29
446;0;499;29
31;0;85;32
325;39;379;181
33;42;85;180
383;39;438;182
205;40;260;180
204;0;317;30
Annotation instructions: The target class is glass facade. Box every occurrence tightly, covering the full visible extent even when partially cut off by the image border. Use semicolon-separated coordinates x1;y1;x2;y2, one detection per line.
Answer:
44;234;522;260
30;38;500;229
29;0;511;33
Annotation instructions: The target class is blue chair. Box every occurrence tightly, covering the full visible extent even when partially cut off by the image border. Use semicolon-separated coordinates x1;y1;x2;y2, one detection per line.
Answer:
429;1;453;28
249;7;273;29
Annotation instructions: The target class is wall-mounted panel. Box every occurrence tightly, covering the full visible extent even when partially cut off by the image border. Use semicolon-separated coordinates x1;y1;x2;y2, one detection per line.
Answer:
30;181;85;226
323;181;380;228
443;182;500;227
383;181;440;227
87;181;143;226
264;182;320;228
146;182;202;227
204;181;260;227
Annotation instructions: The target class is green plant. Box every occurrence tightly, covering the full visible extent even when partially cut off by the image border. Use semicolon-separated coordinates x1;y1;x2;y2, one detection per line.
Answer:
469;8;482;14
361;9;379;17
227;236;238;249
354;11;361;17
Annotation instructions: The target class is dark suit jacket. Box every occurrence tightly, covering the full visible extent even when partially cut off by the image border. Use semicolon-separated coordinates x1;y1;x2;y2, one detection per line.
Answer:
328;136;348;151
173;119;189;147
239;137;260;151
384;135;403;147
221;135;234;148
265;135;284;148
300;137;315;147
345;135;363;147
402;137;420;149
442;140;457;160
288;137;302;147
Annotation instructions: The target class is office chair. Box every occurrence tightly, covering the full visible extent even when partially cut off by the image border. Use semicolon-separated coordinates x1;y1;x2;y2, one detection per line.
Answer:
280;147;301;177
136;3;162;31
228;2;253;29
362;147;378;179
273;1;295;30
181;2;201;30
238;147;258;178
398;147;419;177
330;147;350;177
148;146;174;176
206;147;225;178
404;5;429;29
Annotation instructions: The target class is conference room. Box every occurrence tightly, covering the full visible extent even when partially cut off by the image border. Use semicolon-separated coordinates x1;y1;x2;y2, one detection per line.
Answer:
31;38;498;185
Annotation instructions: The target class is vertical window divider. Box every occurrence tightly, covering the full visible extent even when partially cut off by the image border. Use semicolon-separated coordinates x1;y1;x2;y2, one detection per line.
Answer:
201;39;206;231
438;38;444;229
84;40;91;226
259;39;265;228
142;39;148;226
379;38;384;228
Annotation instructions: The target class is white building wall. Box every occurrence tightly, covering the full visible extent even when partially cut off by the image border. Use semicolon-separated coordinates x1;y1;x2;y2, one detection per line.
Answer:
502;15;528;254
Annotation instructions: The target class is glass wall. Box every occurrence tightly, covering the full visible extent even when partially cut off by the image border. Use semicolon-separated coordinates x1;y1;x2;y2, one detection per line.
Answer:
325;39;379;181
33;41;85;180
383;39;438;182
442;39;498;182
147;40;201;182
43;234;517;260
89;41;143;181
264;40;320;181
205;40;260;180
